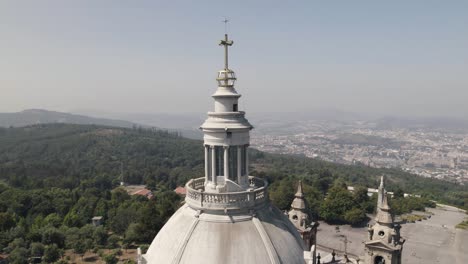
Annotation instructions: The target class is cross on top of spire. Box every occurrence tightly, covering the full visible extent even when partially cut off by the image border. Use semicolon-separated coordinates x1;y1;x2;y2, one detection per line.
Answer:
219;34;233;70
219;18;233;70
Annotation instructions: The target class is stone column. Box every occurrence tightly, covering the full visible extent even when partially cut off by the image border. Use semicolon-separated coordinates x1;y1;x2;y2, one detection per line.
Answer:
211;146;217;186
204;145;209;183
237;146;242;184
224;146;229;181
245;145;249;177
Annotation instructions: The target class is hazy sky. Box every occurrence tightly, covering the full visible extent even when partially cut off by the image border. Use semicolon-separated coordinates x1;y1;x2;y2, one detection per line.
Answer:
1;1;467;118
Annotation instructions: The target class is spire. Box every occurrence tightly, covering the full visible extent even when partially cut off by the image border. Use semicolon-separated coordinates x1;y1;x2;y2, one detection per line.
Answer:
291;181;306;210
364;178;405;264
375;175;393;225
295;180;304;198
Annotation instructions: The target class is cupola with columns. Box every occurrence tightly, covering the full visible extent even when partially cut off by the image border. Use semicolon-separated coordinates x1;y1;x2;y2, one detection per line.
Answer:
142;31;306;264
200;33;253;193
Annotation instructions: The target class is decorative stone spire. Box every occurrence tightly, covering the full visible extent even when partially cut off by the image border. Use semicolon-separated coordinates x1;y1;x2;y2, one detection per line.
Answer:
289;181;309;228
375;176;393;225
363;175;405;264
291;180;306;210
288;181;319;255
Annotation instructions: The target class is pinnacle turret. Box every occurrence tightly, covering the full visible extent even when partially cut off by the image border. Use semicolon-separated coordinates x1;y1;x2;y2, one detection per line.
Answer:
376;176;393;225
291;181;306;210
363;176;405;264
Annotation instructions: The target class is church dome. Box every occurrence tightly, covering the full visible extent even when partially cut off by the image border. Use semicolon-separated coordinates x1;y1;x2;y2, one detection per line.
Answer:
144;200;305;264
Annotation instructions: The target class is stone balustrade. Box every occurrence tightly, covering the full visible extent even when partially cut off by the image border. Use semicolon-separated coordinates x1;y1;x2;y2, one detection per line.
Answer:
185;176;268;211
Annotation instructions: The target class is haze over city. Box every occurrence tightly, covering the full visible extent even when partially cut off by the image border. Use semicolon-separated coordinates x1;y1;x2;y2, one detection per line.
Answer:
1;1;468;264
1;0;468;118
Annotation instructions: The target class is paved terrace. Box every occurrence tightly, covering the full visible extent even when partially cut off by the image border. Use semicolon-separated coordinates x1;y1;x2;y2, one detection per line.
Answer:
317;205;468;264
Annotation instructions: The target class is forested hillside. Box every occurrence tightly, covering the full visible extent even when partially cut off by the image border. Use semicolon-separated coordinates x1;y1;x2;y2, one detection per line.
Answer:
0;124;466;262
0;124;203;190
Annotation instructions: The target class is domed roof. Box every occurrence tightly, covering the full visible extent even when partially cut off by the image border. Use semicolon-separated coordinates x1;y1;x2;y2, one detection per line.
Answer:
143;203;305;264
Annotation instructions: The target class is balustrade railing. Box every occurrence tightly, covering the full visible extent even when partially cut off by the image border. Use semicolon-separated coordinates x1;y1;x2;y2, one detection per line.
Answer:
185;176;268;210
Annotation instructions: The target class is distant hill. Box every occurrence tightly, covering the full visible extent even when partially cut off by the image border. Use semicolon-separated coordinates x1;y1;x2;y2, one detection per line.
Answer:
0;109;138;128
73;110;204;139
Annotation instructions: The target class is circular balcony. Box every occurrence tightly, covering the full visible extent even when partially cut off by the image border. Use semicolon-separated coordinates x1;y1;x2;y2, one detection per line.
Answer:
185;176;268;211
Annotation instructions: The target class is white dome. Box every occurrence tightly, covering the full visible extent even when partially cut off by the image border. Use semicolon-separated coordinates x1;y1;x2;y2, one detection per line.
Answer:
143;203;305;264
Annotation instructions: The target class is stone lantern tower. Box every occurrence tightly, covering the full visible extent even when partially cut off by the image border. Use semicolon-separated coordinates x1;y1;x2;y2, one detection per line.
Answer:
142;33;306;264
363;176;405;264
200;33;253;193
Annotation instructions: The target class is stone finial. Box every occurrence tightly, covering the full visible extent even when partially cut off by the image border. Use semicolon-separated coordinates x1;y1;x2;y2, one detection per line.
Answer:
296;180;304;197
291;181;306;210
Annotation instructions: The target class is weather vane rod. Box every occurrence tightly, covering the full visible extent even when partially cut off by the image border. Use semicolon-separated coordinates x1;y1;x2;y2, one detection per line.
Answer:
219;18;233;70
222;17;229;34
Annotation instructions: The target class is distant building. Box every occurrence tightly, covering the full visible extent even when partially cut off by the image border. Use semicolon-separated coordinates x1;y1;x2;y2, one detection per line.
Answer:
92;216;103;227
347;185;420;198
132;188;154;199
174;186;186;196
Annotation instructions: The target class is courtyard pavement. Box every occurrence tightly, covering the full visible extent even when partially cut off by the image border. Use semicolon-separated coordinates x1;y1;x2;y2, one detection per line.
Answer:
316;205;468;264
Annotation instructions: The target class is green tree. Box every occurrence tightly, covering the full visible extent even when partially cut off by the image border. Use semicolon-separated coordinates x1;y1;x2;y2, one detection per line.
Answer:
44;213;63;228
43;243;61;263
8;247;29;264
353;186;369;205
393;186;405;199
269;178;295;210
30;242;45;257
107;234;120;249
93;226;108;246
0;212;15;231
73;240;87;259
123;222;141;246
303;184;323;219
344;207;368;226
103;252;119;264
5;238;26;253
319;183;354;223
109;205;138;235
41;227;65;248
63;211;83;228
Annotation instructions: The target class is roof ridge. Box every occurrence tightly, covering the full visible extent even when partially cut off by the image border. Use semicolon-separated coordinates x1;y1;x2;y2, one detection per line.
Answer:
171;218;200;264
252;216;281;264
